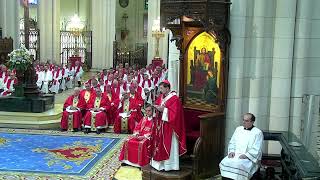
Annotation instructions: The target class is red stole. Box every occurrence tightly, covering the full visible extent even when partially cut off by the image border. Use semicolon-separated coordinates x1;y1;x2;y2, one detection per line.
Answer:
75;65;81;74
53;69;60;85
121;82;127;91
137;74;142;83
61;68;65;77
6;78;16;89
152;77;159;85
3;76;9;84
112;86;120;97
142;79;151;88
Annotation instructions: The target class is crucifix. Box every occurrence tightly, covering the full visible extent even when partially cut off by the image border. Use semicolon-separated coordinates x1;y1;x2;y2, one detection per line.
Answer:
22;0;30;49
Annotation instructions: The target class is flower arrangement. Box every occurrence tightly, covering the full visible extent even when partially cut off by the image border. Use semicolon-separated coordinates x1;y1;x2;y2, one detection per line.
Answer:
8;47;32;72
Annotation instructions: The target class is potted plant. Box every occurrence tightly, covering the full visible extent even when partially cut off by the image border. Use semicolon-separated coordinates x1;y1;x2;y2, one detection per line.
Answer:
8;47;32;97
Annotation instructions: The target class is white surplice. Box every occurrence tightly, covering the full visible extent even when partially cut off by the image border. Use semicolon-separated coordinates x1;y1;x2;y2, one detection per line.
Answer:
219;126;263;180
39;71;53;94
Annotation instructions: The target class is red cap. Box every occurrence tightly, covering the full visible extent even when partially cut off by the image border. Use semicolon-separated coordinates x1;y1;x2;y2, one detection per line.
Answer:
162;80;170;86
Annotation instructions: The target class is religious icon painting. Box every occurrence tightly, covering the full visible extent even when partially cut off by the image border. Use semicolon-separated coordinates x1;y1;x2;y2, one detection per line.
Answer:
185;31;221;111
119;0;129;8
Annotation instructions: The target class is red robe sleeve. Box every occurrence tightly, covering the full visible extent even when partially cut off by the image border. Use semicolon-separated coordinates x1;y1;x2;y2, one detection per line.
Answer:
164;95;187;156
77;96;87;109
63;96;73;109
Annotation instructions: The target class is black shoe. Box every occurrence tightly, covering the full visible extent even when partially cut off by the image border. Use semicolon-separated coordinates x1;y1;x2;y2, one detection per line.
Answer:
84;128;90;134
96;129;101;134
61;129;67;132
78;81;81;87
73;128;79;132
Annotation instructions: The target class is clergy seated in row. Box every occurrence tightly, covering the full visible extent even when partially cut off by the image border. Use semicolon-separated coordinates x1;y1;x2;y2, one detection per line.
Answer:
60;87;86;132
114;85;143;134
83;87;109;134
119;104;154;167
74;61;84;87
219;113;263;180
0;72;17;96
151;80;187;171
104;84;120;125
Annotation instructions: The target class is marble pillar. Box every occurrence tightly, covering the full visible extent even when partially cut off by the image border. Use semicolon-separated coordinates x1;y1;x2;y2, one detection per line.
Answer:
0;0;20;48
167;30;180;94
38;0;60;63
91;0;116;70
226;0;250;146
147;0;169;65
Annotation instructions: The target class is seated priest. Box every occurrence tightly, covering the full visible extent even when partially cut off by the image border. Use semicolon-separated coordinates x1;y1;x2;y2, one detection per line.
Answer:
113;85;143;134
66;62;75;89
49;65;62;94
60;87;86;131
119;104;154;167
104;84;120;126
39;65;53;94
83;87;110;134
0;72;17;96
219;113;263;180
151;80;187;171
80;82;96;104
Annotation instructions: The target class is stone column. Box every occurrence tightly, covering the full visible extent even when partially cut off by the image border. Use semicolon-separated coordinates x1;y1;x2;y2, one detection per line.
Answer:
226;0;250;145
289;0;313;138
269;0;297;131
91;0;116;70
38;0;60;63
268;0;297;153
167;30;180;93
147;0;168;65
0;0;20;48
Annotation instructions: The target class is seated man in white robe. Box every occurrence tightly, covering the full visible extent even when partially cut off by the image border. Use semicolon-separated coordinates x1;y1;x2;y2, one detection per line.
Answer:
40;65;53;94
74;61;84;87
66;62;75;89
219;113;263;180
49;65;62;94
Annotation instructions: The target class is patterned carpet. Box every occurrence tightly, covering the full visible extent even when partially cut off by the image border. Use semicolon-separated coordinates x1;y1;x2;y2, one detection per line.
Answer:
0;129;127;179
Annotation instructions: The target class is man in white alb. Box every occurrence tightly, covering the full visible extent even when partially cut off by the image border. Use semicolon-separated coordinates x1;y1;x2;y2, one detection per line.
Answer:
219;113;263;180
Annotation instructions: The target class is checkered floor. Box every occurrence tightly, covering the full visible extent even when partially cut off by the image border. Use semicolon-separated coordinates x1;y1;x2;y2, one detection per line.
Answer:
185;97;219;111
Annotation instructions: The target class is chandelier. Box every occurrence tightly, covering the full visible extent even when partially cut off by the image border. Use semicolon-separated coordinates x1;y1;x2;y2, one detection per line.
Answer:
66;14;84;36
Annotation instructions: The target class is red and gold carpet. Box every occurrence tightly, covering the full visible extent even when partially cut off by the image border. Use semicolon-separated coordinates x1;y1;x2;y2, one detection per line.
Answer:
0;128;127;179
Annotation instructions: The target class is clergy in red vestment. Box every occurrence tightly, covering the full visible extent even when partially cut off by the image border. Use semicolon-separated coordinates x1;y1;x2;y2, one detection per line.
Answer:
80;82;96;104
104;84;120;125
83;87;110;134
113;85;143;134
151;80;187;171
119;104;154;167
60;87;86;131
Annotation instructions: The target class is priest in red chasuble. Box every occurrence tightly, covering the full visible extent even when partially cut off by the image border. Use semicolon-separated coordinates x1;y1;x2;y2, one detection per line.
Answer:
103;84;120;125
113;85;143;134
119;104;154;167
60;87;86;131
151;80;187;171
83;87;110;134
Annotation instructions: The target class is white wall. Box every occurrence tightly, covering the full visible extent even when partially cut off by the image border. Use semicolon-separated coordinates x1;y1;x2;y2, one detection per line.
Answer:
227;0;320;154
